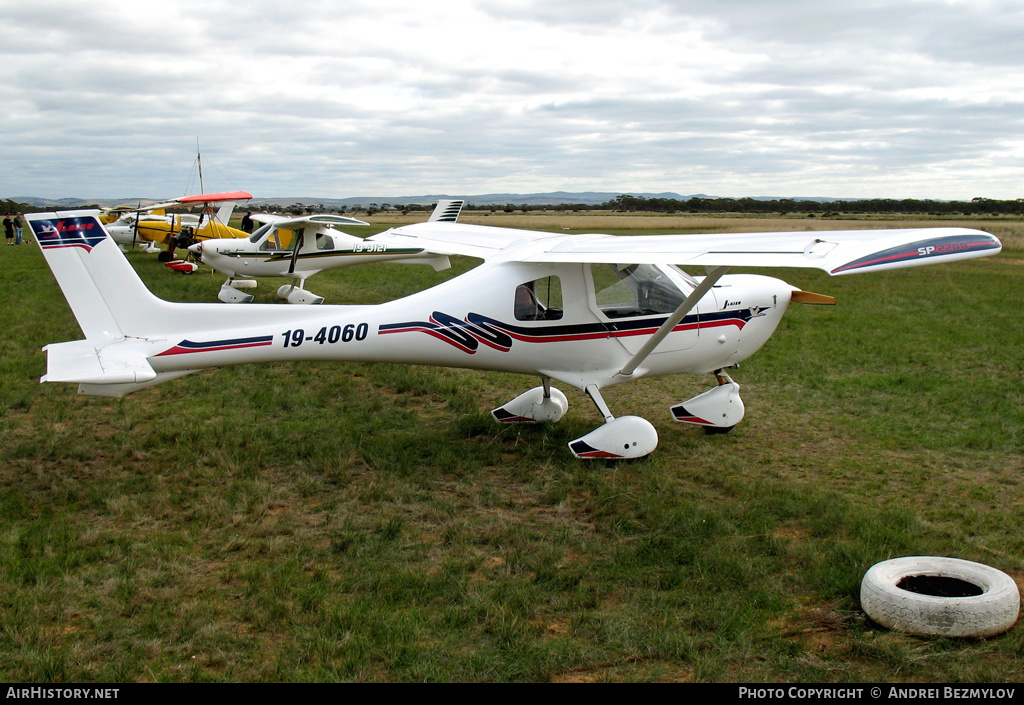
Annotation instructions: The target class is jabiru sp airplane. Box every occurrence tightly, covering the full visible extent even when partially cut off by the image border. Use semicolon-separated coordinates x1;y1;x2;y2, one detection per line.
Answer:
188;201;461;304
26;205;1000;459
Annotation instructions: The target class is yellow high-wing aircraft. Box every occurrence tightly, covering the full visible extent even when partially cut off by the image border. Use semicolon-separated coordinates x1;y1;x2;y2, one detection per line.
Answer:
129;191;253;260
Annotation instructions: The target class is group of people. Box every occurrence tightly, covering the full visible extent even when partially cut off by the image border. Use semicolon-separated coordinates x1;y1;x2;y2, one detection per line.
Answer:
4;213;26;245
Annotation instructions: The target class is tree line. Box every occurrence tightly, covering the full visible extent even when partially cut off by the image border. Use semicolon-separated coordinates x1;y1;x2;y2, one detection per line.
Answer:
601;194;1024;216
1;199;32;215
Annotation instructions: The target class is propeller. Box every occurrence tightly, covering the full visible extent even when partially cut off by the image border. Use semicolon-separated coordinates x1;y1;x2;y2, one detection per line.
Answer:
131;201;142;250
163;209;181;259
791;290;836;305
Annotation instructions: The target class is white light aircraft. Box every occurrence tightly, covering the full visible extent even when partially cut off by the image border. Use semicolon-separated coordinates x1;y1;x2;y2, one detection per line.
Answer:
104;208;173;253
27;206;1001;459
189;202;460;304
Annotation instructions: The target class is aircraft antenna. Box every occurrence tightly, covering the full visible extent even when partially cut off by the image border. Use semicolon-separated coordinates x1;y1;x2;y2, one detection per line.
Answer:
197;138;205;194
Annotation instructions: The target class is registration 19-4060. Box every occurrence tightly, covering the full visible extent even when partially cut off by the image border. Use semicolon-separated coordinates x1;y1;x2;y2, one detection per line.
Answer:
281;324;369;348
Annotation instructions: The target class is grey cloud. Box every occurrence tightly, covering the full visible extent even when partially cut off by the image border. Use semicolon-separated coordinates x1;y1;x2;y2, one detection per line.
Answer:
1;0;1022;199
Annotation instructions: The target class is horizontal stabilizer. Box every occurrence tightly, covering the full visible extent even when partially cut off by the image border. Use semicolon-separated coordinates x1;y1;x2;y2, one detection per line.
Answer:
42;340;157;385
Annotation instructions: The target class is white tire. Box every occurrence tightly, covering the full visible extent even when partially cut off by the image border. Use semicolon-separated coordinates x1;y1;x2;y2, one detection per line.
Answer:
861;556;1020;638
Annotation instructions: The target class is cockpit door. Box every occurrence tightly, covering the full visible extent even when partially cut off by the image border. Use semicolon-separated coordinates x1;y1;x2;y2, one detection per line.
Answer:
586;263;711;354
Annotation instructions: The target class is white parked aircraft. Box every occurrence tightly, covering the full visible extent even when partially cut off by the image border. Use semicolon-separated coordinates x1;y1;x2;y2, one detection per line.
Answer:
27;206;1000;458
104;209;176;253
189;203;459;304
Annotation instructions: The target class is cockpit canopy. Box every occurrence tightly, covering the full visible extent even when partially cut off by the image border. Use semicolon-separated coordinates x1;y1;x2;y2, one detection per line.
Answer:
590;263;688;318
512;264;694;323
249;225;338;252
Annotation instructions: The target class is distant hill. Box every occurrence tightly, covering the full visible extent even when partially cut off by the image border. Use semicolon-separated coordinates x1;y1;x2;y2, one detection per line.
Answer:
206;192;855;207
190;192;694;208
10;191;858;209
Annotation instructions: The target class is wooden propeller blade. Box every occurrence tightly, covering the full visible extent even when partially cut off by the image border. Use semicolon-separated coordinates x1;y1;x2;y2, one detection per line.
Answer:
791;290;836;305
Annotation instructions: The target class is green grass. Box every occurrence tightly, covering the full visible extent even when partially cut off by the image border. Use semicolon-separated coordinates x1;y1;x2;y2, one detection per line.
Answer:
1;217;1022;682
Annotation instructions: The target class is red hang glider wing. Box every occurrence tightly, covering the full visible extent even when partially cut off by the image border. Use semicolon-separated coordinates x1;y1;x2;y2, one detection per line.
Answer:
175;191;252;204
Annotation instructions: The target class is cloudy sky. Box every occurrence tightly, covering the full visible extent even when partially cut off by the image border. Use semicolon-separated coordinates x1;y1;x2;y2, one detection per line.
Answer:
2;0;1022;201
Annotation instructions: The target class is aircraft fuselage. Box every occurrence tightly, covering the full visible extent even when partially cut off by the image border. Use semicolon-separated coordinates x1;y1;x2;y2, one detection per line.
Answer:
141;258;793;391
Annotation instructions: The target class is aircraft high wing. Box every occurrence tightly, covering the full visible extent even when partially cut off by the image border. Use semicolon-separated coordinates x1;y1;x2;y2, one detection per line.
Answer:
369;223;997;275
27;206;1001;459
145;191;253;211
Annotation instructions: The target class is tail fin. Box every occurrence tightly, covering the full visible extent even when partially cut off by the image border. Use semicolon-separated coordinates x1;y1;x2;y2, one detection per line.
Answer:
27;210;162;342
428;199;465;222
215;203;235;226
28;210;170;392
28;210;311;396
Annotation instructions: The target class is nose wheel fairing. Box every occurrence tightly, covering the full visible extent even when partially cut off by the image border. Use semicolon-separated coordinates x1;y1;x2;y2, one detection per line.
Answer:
277;282;324;305
568;384;660;459
670;371;744;432
217;277;258;304
219;284;255;304
568;416;659;459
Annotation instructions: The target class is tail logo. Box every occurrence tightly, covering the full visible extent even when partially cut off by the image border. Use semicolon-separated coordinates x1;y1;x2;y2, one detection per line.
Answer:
30;217;107;252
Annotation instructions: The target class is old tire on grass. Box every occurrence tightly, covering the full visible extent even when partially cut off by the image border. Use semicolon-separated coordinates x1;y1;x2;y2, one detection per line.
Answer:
860;556;1019;638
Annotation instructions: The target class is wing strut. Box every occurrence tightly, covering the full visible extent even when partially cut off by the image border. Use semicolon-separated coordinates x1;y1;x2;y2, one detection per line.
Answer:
617;266;730;378
288;229;304;275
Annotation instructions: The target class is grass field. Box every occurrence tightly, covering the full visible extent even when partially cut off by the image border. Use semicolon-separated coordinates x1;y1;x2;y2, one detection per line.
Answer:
1;213;1022;682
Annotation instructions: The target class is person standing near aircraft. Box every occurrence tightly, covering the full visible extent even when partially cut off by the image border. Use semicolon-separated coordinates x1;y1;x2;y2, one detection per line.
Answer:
14;213;23;244
3;214;13;245
241;211;254;233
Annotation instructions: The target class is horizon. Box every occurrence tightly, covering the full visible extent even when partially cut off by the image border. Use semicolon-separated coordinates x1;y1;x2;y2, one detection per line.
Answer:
8;190;1018;210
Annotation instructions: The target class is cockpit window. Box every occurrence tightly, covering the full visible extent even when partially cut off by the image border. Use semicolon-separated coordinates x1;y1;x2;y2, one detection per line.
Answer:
514;276;563;321
590;263;685;318
248;222;272;242
259;227;298;251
